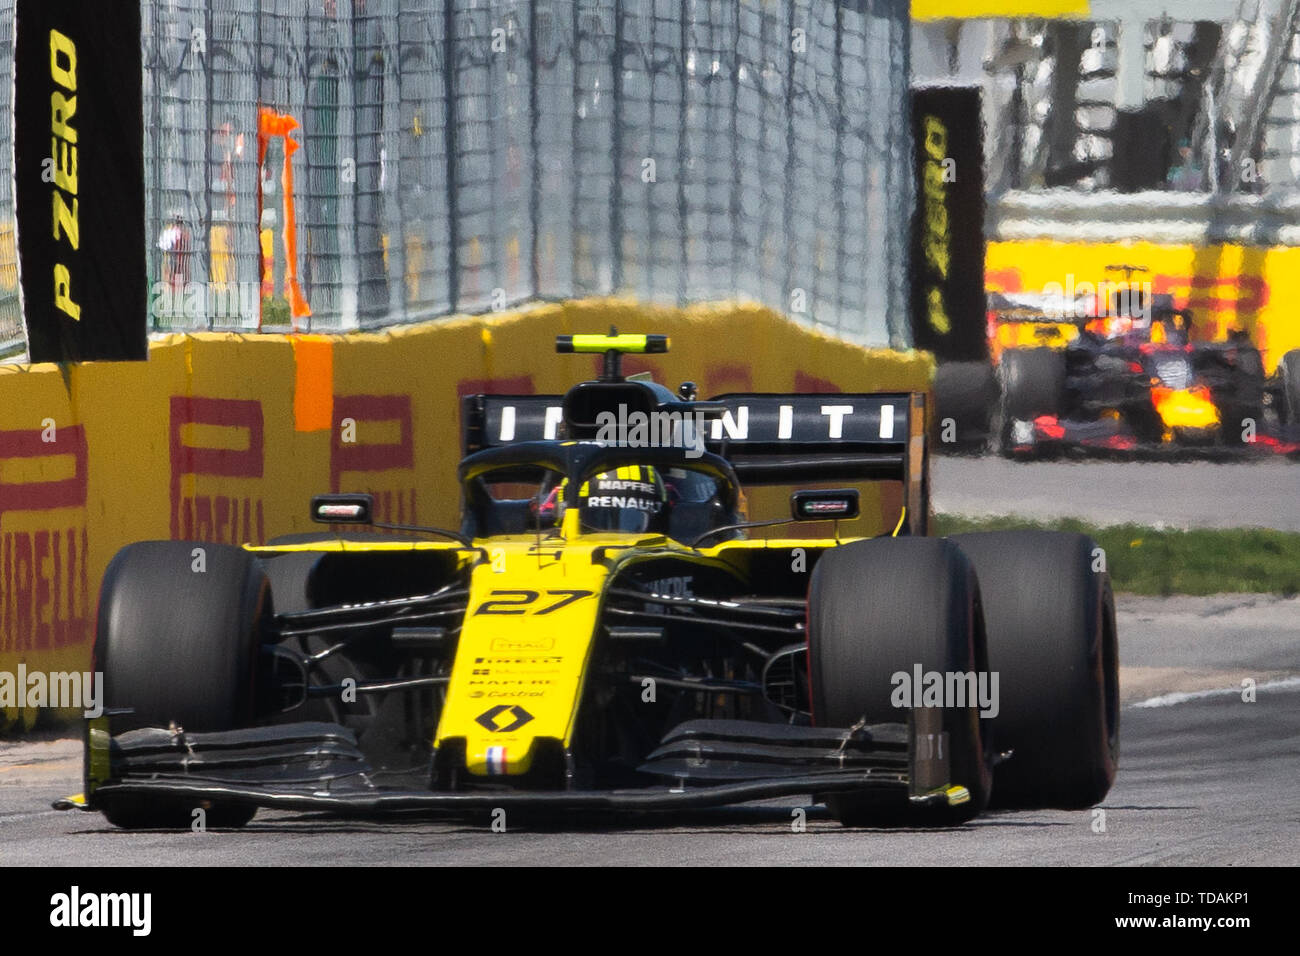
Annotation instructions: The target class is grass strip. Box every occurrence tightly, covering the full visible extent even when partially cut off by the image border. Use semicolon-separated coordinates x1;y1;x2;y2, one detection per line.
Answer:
933;514;1300;596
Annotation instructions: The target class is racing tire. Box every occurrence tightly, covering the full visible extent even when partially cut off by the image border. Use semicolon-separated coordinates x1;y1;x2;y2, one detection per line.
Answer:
263;531;429;612
946;531;1118;809
262;551;322;614
808;538;993;826
262;532;427;730
995;348;1066;457
932;360;999;454
1218;346;1264;446
1280;349;1300;425
93;541;271;829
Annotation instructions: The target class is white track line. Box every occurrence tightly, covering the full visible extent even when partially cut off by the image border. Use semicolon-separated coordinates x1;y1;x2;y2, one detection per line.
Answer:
1131;675;1300;709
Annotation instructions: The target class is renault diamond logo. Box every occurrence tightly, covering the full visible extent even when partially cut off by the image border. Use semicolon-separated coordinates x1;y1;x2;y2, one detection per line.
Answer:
475;704;535;733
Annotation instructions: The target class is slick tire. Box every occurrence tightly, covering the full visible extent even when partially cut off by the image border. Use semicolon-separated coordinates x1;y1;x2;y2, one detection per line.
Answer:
932;360;999;453
808;538;993;826
1219;346;1264;446
93;541;270;829
1280;349;1300;425
947;531;1118;809
261;533;425;729
995;348;1066;457
263;531;428;612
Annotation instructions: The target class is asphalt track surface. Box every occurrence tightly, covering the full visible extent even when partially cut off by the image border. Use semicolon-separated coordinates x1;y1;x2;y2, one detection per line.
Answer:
1;593;1295;866
932;456;1300;531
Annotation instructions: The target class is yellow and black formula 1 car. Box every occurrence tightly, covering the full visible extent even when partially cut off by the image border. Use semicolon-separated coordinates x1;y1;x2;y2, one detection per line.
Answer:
65;335;1118;828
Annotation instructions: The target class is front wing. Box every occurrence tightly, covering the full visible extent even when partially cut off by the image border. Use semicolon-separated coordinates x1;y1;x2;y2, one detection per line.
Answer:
59;715;969;818
1005;414;1300;458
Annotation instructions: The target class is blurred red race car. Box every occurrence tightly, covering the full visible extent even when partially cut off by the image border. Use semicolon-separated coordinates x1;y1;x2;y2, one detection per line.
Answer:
935;275;1300;459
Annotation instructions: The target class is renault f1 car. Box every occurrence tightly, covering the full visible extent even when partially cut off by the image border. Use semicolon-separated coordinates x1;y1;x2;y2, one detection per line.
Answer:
63;334;1118;828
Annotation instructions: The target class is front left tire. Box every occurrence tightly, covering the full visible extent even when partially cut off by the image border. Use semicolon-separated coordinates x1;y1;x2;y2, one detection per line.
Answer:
808;537;993;826
92;540;270;828
996;348;1067;457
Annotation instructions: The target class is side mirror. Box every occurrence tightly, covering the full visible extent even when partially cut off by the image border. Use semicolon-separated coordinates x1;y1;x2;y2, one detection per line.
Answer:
791;489;859;521
311;493;374;525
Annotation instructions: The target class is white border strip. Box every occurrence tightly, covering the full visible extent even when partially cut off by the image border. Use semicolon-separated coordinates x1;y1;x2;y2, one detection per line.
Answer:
1131;675;1300;709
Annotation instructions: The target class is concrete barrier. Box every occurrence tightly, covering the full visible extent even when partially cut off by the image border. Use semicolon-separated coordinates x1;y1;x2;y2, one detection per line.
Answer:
0;299;932;729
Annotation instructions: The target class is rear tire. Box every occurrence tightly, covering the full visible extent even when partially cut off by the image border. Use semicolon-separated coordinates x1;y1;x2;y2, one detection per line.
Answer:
1279;349;1300;424
947;531;1118;809
1218;346;1264;445
808;538;992;826
93;541;270;828
995;348;1066;456
262;533;428;731
932;360;999;453
262;531;427;612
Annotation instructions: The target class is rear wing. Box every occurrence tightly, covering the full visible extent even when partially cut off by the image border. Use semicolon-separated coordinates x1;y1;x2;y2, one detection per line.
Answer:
462;391;930;534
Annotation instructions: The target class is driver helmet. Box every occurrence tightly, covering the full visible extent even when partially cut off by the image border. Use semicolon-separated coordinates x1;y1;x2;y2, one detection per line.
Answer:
538;465;668;533
579;465;668;533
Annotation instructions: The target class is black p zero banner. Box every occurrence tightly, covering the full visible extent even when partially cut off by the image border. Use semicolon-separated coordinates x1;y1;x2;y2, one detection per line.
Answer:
14;0;146;362
909;85;986;363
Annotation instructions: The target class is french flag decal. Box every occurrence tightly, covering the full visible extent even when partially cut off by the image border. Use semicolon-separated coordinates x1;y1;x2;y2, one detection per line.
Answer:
486;746;508;775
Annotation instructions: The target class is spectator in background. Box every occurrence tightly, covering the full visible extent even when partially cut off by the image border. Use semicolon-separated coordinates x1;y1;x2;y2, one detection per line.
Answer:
1166;139;1205;192
158;213;192;293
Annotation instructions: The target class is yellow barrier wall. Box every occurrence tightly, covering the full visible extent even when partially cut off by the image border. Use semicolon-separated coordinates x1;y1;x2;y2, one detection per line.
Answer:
986;240;1300;375
0;300;932;729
